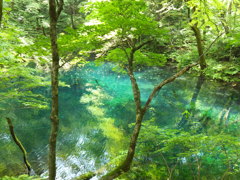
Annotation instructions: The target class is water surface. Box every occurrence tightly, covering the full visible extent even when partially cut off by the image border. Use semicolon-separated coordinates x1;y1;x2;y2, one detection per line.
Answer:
0;63;239;179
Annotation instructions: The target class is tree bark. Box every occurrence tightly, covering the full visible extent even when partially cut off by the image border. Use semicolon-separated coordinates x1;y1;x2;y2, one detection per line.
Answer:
42;25;47;36
120;49;144;172
70;12;76;29
0;0;3;28
6;117;32;175
48;0;63;179
191;25;207;70
120;112;144;167
100;112;144;180
188;7;207;70
101;50;144;180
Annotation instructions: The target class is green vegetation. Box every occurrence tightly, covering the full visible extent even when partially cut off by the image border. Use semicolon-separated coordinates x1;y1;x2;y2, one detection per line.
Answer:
0;0;240;179
1;175;41;180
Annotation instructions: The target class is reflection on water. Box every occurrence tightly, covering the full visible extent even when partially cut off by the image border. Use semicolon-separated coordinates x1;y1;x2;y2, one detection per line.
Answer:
0;63;239;179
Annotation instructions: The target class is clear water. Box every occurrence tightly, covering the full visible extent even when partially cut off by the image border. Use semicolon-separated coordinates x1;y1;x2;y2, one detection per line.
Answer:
0;63;239;179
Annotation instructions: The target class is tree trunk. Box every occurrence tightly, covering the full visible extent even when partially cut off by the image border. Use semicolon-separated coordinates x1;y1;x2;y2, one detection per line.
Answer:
119;53;145;171
101;50;144;180
48;0;63;179
70;13;76;29
100;112;144;180
0;0;3;28
188;7;206;70
100;47;198;179
120;112;144;168
191;25;207;70
42;25;47;36
6;117;32;175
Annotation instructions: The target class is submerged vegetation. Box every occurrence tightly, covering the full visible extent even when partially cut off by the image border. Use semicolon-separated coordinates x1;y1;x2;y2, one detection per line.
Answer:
1;0;240;179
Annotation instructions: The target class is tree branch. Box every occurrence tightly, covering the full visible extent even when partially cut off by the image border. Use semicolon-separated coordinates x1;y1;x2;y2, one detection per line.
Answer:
6;117;32;175
56;0;64;20
59;50;80;68
203;31;225;57
121;48;130;60
142;62;198;114
133;40;152;52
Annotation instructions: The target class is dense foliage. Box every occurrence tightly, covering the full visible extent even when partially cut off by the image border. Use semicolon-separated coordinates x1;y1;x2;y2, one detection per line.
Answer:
0;0;240;179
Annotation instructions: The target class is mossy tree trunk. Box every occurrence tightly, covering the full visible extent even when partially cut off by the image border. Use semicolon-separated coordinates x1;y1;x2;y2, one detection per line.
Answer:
48;0;63;179
191;25;207;70
188;7;207;70
100;43;198;180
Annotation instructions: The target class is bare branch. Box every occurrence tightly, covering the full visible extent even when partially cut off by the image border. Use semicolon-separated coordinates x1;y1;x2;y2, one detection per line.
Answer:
142;62;198;114
203;31;225;56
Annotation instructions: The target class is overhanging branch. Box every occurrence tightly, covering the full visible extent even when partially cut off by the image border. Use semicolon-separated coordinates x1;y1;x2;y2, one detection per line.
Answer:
142;62;198;114
141;30;224;114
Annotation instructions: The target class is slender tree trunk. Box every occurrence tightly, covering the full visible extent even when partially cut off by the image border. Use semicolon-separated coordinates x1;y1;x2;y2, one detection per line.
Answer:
101;49;144;180
188;7;206;70
119;52;144;171
0;0;3;28
100;112;144;180
191;25;207;70
70;13;76;29
6;118;32;175
42;26;47;36
100;47;198;179
48;0;63;179
36;17;40;30
122;112;144;165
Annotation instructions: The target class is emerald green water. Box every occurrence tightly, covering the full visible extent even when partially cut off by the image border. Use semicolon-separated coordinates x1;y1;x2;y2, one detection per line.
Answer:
0;63;239;179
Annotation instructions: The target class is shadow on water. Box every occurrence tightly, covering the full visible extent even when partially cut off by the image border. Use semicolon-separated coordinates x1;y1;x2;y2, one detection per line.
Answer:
0;63;240;179
178;73;205;129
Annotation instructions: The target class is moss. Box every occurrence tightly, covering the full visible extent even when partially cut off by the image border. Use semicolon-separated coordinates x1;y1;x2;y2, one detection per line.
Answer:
1;175;43;180
75;171;96;180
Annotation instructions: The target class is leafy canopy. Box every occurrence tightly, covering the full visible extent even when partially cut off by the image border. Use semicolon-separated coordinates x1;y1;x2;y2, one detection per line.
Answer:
80;0;168;67
0;27;48;110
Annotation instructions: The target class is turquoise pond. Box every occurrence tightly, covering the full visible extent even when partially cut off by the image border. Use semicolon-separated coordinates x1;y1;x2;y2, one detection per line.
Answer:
0;63;239;179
